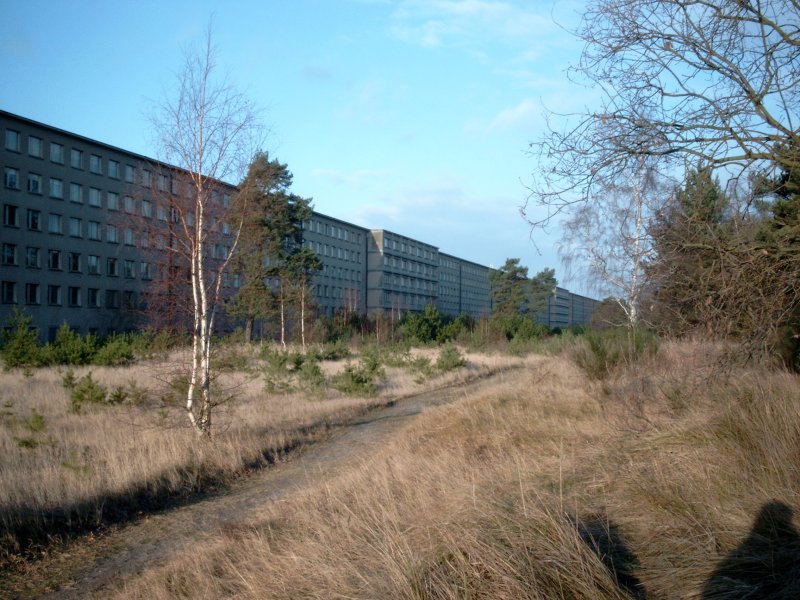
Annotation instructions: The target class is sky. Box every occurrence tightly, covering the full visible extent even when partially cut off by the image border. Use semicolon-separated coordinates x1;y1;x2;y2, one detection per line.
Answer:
0;0;593;294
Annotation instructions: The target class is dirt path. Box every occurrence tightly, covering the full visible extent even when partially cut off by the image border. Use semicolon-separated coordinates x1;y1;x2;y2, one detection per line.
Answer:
17;369;517;599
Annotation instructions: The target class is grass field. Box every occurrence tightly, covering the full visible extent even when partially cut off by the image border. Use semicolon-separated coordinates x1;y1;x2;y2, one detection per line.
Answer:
4;337;800;598
105;339;800;599
0;342;519;560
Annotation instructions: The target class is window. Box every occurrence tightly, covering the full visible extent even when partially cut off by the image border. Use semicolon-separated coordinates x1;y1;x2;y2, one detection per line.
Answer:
5;129;20;151
69;183;82;203
25;283;40;305
2;243;18;265
87;288;100;308
157;205;167;221
107;191;119;210
3;204;18;227
106;224;119;243
48;249;61;270
124;164;135;183
25;247;40;268
108;160;120;179
27;173;42;194
158;174;167;192
140;262;152;280
68;217;82;237
27;209;41;231
89;154;102;174
48;285;61;306
106;289;120;308
87;221;101;240
222;222;230;235
50;142;64;164
123;291;136;309
141;169;151;187
49;178;63;199
70;148;82;169
123;228;134;245
140;231;149;248
48;213;62;234
68;252;80;272
124;195;134;213
171;179;179;195
28;136;43;158
1;281;16;304
88;187;101;207
87;255;100;275
123;260;135;278
68;286;81;307
107;257;118;276
141;199;152;217
4;167;19;189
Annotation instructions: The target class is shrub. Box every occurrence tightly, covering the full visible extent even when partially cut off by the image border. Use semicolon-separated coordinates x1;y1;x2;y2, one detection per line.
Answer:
571;327;659;380
68;372;108;414
0;308;44;371
436;344;467;372
297;359;326;395
331;356;384;396
308;340;352;362
92;335;135;366
48;324;99;365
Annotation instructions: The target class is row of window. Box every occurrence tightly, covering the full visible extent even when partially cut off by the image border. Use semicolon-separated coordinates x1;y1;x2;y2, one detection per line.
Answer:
381;254;435;277
1;281;137;309
306;240;361;263
381;274;437;293
382;237;435;260
4;129;136;179
307;219;363;244
319;264;362;283
4;130;237;203
1;244;151;278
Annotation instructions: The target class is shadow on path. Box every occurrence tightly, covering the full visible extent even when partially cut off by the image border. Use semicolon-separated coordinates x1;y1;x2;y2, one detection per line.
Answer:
702;501;800;599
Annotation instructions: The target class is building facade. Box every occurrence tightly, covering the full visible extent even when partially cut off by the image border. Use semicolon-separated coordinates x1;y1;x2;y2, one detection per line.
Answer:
1;110;596;338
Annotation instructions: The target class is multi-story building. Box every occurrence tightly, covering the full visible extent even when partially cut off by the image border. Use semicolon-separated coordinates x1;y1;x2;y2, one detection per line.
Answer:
1;110;596;338
366;230;439;316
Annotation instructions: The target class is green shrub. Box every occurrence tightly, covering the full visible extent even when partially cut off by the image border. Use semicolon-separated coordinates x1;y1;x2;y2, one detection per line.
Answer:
92;335;135;366
571;327;659;380
435;344;467;372
48;324;99;365
331;356;384;396
68;372;108;414
308;340;352;362
297;358;326;395
0;308;45;371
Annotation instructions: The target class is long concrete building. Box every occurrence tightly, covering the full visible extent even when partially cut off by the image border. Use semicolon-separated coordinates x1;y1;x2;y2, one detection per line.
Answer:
1;110;595;338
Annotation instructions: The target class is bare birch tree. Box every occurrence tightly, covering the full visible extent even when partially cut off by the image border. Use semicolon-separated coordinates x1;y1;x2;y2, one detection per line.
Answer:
149;28;261;436
561;157;663;327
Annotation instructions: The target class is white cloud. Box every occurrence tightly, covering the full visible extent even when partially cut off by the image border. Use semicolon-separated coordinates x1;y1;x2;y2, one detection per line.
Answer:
464;98;541;135
389;0;555;48
311;168;393;188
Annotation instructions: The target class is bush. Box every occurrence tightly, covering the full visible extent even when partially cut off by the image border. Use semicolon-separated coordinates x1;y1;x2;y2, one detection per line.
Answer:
435;344;467;372
571;327;659;380
0;308;44;371
331;354;385;396
92;335;135;366
308;340;352;362
297;358;326;395
67;372;108;414
47;324;99;365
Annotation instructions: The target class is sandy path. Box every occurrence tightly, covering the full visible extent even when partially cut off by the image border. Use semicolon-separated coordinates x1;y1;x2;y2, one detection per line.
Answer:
28;369;516;599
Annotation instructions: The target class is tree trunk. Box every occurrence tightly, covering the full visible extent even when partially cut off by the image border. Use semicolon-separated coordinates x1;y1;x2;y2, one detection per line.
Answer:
244;317;253;343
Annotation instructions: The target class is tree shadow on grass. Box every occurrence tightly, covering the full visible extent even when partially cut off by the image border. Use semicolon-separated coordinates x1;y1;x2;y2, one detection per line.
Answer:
702;501;800;599
574;513;647;599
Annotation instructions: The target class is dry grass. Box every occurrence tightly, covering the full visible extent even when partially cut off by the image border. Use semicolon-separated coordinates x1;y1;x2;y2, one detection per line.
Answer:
104;339;800;599
0;344;517;558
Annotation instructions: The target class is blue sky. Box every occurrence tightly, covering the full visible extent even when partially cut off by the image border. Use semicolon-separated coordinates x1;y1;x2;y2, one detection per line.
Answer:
1;0;591;292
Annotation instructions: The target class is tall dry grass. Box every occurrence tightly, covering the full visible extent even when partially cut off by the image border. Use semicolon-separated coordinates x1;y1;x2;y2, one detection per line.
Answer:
107;340;800;599
0;344;518;558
